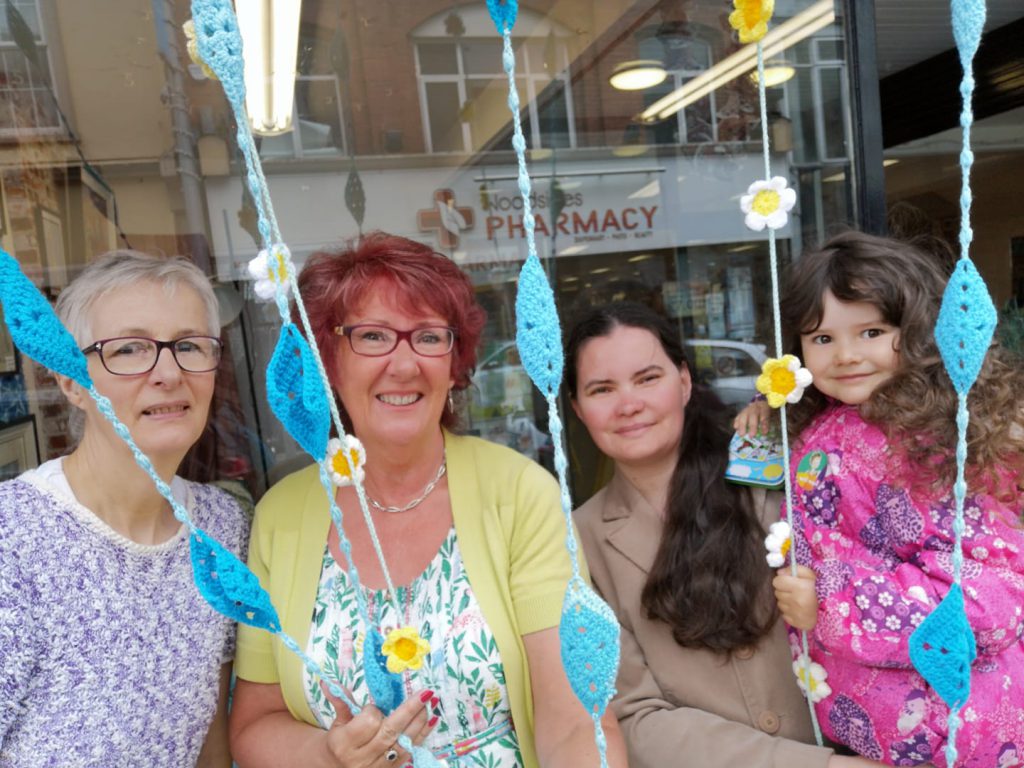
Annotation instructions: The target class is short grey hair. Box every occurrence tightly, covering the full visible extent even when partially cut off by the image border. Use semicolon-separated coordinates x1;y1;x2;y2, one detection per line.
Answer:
56;249;221;345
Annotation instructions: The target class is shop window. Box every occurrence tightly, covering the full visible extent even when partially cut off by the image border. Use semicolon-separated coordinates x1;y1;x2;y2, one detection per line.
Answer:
257;74;347;158
258;26;347;159
415;32;574;153
640;33;734;145
0;0;61;136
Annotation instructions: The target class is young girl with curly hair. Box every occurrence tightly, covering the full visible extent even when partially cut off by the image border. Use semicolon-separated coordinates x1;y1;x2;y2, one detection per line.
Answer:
737;231;1024;767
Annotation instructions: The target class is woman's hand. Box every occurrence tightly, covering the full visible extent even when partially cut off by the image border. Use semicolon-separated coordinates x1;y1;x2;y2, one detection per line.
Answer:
321;683;437;767
732;399;772;437
773;565;818;630
229;679;437;768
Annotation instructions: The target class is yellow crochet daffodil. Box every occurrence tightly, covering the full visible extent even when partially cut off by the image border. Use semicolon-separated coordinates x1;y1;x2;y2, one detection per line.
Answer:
764;520;792;568
728;0;775;44
382;626;431;674
793;654;832;703
325;435;366;488
756;355;813;408
182;20;217;80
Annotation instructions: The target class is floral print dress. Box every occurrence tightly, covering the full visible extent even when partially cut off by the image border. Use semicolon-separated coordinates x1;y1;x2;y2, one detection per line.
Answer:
789;405;1024;768
304;528;523;768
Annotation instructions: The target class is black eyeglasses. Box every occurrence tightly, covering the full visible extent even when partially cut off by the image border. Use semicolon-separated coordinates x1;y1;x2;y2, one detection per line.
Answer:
82;336;223;375
334;324;456;357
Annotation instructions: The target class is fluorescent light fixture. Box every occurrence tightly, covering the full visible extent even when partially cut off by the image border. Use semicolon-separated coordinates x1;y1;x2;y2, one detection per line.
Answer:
237;0;303;136
610;60;668;91
637;0;835;124
750;61;796;87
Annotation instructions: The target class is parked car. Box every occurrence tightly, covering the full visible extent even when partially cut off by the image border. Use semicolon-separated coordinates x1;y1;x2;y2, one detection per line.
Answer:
684;339;768;407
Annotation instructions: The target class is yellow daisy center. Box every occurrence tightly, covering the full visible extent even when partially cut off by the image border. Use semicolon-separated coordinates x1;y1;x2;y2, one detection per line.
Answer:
752;189;781;216
769;366;796;394
268;253;288;283
780;537;791;558
331;448;361;478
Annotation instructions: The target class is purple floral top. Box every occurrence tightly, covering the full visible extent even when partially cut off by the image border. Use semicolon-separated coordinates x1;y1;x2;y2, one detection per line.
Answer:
790;405;1024;767
0;460;249;766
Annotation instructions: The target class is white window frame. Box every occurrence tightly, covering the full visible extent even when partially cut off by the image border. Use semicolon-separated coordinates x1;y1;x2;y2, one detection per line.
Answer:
414;36;576;154
258;73;348;159
0;0;63;139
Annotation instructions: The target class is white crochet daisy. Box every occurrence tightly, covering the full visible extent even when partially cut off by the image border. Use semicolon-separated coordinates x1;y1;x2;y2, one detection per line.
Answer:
247;243;292;301
793;653;832;702
740;176;796;231
764;520;792;568
325;435;367;487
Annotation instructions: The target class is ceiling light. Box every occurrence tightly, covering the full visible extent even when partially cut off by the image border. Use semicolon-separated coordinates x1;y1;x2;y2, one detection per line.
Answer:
237;0;303;136
637;0;835;124
750;62;796;88
610;60;668;91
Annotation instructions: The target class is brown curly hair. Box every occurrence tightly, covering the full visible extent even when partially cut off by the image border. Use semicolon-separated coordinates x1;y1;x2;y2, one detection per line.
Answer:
783;231;1024;495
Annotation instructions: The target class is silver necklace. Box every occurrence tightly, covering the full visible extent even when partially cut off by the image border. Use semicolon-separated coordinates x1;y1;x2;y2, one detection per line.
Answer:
365;453;447;513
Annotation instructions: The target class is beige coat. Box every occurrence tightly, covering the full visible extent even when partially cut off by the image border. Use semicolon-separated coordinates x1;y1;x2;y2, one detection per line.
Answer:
574;470;833;768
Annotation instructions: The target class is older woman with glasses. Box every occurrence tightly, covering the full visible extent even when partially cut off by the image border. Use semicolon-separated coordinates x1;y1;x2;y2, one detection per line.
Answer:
0;250;248;766
229;232;626;768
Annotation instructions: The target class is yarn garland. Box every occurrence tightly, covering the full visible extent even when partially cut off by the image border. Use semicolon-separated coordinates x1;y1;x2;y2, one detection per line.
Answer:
188;3;439;755
486;3;620;767
907;2;992;764
727;4;824;744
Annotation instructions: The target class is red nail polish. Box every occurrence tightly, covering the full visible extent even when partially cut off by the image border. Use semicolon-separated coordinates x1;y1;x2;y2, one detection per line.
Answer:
431;696;439;708
427;716;439;727
420;690;435;702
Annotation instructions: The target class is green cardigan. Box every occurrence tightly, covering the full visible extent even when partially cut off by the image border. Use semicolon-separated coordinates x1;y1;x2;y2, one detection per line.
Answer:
235;431;579;768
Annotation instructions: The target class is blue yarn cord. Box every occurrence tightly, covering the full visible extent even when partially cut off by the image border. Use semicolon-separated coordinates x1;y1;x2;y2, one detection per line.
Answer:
493;12;615;766
189;0;430;731
753;42;824;747
941;1;985;761
190;1;401;622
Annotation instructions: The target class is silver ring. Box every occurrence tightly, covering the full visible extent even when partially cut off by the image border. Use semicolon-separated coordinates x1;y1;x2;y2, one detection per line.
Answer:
385;748;399;763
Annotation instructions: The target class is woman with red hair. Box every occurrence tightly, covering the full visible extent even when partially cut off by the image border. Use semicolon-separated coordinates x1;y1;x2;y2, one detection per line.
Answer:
229;232;625;768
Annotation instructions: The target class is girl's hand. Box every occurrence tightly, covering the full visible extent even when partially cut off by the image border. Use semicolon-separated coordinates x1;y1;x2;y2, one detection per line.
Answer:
321;683;437;767
773;565;818;630
733;399;771;437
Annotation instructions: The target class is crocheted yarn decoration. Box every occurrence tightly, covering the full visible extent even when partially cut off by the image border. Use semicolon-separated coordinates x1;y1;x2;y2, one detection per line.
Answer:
189;0;426;753
908;2;989;765
365;628;406;715
935;258;996;396
732;6;824;744
0;251;91;387
487;2;619;766
266;323;330;459
908;584;976;708
190;528;281;631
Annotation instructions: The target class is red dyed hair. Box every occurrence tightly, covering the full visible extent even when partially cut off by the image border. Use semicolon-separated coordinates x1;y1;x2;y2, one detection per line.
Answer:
296;231;486;429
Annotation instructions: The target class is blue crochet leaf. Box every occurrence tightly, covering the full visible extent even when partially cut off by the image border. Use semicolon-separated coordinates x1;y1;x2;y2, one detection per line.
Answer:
908;584;976;709
266;324;330;459
0;249;91;387
190;528;281;631
935;258;996;394
559;576;619;718
485;0;518;32
515;256;563;397
362;628;405;716
191;0;246;105
951;0;986;68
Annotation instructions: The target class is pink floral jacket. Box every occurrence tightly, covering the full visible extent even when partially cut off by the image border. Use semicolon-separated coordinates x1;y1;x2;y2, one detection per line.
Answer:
789;405;1024;767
